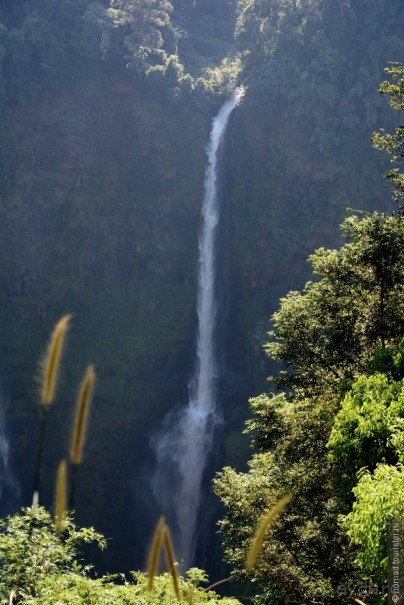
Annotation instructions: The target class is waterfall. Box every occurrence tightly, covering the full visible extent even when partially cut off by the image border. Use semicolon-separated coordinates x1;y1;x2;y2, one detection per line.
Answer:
0;393;19;514
151;88;244;567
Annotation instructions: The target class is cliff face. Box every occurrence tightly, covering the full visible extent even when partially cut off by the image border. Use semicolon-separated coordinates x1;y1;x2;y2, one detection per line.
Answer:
0;0;403;572
223;0;403;391
0;67;213;568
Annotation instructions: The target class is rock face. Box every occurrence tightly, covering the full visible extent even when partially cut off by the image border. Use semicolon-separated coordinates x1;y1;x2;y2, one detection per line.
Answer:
0;70;211;570
0;0;402;573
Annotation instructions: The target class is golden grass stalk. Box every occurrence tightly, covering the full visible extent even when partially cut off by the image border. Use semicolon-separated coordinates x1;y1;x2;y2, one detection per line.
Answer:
246;494;292;570
40;315;71;407
70;365;95;465
147;516;165;592
33;315;71;504
353;599;368;605
147;517;180;600
162;524;180;600
55;459;67;531
204;577;230;592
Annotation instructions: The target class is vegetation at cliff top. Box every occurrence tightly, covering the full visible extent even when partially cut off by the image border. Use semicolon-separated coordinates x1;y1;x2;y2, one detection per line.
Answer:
373;62;404;211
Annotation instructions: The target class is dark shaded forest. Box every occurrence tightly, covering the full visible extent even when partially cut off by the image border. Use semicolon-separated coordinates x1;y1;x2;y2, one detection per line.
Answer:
0;1;403;603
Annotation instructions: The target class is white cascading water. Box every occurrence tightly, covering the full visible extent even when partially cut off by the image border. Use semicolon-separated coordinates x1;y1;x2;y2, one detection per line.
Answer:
0;395;19;513
151;87;244;567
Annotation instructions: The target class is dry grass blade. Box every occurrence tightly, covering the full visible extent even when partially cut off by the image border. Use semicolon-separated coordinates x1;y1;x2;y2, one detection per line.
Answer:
353;599;368;605
187;584;194;605
70;366;95;464
204;577;230;592
55;460;67;531
246;494;292;570
147;516;165;592
147;517;180;600
40;315;71;407
162;524;180;601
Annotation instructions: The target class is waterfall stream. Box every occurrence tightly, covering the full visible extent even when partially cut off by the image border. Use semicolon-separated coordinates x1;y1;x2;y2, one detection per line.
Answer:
151;88;244;566
0;394;19;514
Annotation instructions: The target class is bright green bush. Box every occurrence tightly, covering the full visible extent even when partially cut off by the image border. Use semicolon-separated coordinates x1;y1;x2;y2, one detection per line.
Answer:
0;507;241;605
25;571;241;604
340;463;404;585
0;506;105;602
328;374;404;495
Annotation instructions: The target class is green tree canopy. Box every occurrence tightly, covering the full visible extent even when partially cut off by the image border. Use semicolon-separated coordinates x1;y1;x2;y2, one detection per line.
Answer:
108;0;175;72
340;464;404;585
372;63;404;211
328;373;404;505
215;213;404;605
267;212;404;395
0;506;105;601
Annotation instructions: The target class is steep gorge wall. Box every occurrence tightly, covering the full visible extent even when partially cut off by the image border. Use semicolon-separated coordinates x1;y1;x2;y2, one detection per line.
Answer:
223;0;404;408
0;68;213;569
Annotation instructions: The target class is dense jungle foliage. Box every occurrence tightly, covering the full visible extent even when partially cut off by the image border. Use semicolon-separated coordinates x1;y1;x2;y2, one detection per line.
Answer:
214;65;404;605
0;0;403;594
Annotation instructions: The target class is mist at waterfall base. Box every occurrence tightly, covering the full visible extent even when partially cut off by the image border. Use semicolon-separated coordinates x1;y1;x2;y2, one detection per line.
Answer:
0;389;20;517
150;88;244;568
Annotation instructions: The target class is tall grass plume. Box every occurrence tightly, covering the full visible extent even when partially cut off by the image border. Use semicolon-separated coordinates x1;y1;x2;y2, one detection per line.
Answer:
162;524;180;599
55;460;67;531
187;585;194;605
147;516;180;600
147;516;165;591
69;365;95;509
33;315;71;506
39;314;71;407
70;365;95;465
246;494;292;570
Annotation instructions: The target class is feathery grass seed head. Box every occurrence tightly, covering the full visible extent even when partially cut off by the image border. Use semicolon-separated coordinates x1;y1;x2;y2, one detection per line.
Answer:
70;365;95;465
162;525;180;600
147;516;165;592
246;494;292;570
55;459;67;531
147;517;180;600
40;315;71;407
